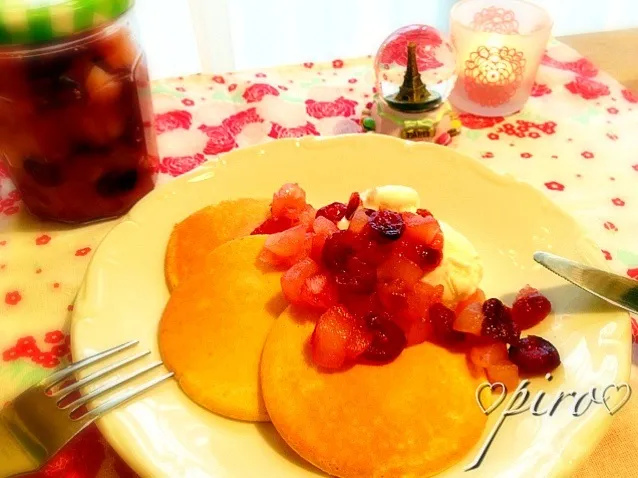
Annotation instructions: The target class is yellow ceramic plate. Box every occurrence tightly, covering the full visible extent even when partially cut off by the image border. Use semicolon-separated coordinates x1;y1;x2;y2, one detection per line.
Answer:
71;135;630;477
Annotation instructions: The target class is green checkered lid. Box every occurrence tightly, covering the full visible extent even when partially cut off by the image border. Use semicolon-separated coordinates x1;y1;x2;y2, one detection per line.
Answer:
0;0;134;45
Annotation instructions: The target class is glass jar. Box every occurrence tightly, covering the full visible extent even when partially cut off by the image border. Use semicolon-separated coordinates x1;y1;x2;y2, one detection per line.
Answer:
0;0;158;223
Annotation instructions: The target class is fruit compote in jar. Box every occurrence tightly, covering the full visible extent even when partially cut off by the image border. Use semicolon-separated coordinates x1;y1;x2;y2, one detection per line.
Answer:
0;0;158;223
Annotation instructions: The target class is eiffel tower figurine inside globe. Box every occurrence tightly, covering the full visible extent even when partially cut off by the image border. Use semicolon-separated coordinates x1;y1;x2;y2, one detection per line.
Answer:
362;25;461;145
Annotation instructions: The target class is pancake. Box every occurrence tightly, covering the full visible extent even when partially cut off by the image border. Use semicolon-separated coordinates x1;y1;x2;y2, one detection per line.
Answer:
159;235;287;421
261;306;487;477
164;198;271;290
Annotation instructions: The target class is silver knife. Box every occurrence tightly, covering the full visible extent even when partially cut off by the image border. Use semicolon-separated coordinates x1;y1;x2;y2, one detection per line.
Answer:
534;251;638;315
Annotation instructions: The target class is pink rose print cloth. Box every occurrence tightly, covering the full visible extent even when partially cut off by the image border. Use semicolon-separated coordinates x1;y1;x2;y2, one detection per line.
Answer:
1;39;638;477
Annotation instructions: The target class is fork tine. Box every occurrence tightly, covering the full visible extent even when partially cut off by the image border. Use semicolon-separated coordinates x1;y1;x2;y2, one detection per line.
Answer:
41;340;139;389
77;372;174;421
54;350;151;400
65;361;165;412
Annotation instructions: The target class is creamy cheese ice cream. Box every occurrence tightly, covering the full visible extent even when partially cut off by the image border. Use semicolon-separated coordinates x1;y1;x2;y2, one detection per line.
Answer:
360;185;483;303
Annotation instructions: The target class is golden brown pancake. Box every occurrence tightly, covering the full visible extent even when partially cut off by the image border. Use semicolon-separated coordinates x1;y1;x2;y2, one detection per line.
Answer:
164;198;270;290
261;306;487;477
159;235;287;421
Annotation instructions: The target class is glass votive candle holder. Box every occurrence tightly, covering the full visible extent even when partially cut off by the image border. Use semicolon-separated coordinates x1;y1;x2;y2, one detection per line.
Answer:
448;0;552;116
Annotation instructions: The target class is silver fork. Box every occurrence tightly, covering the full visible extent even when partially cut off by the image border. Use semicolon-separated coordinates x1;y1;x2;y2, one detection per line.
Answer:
0;340;173;478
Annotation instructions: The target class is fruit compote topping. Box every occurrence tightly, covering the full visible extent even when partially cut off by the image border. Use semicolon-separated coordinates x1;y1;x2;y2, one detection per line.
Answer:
257;184;561;385
0;27;157;222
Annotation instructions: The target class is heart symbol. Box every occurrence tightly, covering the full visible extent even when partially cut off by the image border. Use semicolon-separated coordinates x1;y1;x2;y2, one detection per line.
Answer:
602;383;632;415
476;381;506;415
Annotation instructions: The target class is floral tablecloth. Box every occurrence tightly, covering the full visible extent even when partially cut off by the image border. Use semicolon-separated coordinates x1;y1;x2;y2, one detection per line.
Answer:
1;38;638;477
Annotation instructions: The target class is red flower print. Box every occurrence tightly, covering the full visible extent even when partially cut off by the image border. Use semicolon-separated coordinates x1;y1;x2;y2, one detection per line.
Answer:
255;72;267;78
45;330;65;344
582;151;594;159
378;26;443;71
268;122;320;139
175;86;186;92
155;110;193;134
602;250;612;260
305;97;358;119
487;133;500;140
199;125;238;155
34;425;106;477
531;83;552;97
159;153;207;177
607;133;619;141
544;181;565;191
521;152;532;158
75;247;92;257
228;83;238;92
35;234;51;246
612;198;625;206
565;77;610;100
628;268;638;279
348;78;358;84
458;113;504;130
5;291;21;305
622;89;638;103
212;75;225;84
221;108;264;136
242;83;280;103
278;85;288;91
481;152;494;158
633;164;638;171
542;55;598;77
2;347;19;361
604;221;618;231
607;107;619;115
181;98;195;107
303;62;314;68
434;133;452;146
332;59;344;68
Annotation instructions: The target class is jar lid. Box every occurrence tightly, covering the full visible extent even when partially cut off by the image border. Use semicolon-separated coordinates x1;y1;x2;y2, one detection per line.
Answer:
0;0;134;46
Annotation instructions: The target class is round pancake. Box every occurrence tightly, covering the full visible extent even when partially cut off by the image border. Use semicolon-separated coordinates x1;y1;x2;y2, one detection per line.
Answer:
159;235;287;421
165;198;271;290
261;306;487;477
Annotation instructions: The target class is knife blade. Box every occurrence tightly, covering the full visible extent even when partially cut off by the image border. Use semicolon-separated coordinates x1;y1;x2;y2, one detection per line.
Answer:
533;251;638;315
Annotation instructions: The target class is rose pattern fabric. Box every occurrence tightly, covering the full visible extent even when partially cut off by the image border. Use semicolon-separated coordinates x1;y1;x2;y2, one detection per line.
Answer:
1;40;638;477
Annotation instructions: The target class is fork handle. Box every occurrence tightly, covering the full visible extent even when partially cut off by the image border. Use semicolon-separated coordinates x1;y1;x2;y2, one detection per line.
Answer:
0;410;40;477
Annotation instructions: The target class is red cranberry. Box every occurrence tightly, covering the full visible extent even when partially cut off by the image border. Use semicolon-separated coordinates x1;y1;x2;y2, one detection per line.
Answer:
251;215;294;235
428;303;464;343
334;256;377;295
481;302;521;344
361;313;407;363
511;292;552;329
508;336;561;374
321;230;355;271
315;202;347;223
345;192;361;220
368;210;405;241
96;169;138;197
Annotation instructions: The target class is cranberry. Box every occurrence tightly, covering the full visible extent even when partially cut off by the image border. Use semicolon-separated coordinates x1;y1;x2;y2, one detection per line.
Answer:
321;230;355;271
23;158;63;187
368;210;405;241
96;169;138;197
361;313;407;363
481;301;521;344
334;256;377;294
428;303;464;343
345;192;361;220
395;240;442;272
508;336;561;374
511;292;552;329
315;202;347;223
251;215;294;235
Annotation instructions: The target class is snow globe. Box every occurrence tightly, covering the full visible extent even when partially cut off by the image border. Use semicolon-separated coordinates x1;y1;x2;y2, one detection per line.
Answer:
362;25;461;145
